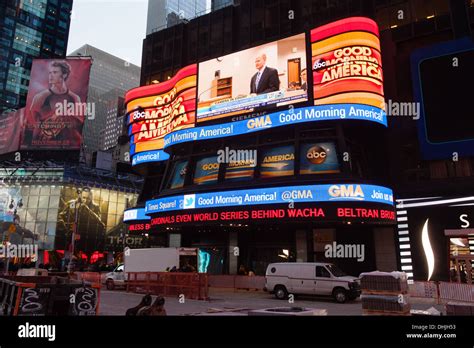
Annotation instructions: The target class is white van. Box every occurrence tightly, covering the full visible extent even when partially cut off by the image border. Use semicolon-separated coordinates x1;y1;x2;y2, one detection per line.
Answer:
264;262;361;303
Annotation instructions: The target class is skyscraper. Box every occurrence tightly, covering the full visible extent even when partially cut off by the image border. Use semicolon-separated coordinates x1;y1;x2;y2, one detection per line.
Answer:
146;0;209;35
211;0;238;12
0;0;73;113
67;45;140;161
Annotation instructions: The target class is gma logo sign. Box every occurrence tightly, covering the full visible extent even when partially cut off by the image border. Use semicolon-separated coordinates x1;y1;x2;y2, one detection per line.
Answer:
328;185;364;200
247;116;272;130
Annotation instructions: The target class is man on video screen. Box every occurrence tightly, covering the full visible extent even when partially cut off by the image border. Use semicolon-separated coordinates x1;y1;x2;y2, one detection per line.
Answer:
250;53;280;95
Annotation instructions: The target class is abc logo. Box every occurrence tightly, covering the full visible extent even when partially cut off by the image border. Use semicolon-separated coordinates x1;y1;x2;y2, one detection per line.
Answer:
306;145;327;165
313;58;326;70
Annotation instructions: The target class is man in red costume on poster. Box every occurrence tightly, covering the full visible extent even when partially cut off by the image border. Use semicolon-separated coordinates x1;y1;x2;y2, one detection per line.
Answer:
25;60;84;146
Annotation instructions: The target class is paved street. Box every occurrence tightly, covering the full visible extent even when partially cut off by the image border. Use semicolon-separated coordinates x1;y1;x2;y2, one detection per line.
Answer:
99;288;445;316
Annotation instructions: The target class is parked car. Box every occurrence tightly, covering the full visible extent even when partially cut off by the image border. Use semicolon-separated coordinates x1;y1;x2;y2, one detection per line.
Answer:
264;262;361;303
104;264;125;290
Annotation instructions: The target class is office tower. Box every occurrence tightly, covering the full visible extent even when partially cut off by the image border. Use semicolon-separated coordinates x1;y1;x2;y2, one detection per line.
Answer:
0;0;73;113
67;45;140;160
146;0;209;35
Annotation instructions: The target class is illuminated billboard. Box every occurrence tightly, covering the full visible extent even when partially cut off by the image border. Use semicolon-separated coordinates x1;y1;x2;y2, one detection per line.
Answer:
168;160;189;189
150;205;396;226
197;34;308;123
21;58;92;150
193;156;220;185
259;145;295;178
311;17;384;109
146;184;394;214
55;187;138;253
224;154;256;182
411;38;474;160
125;64;197;163
300;142;340;174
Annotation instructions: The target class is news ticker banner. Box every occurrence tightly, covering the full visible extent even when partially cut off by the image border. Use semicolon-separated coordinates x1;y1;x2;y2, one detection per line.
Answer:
149;203;396;226
125;64;197;165
131;149;170;166
123;208;150;222
145;183;394;215
311;17;385;110
140;103;386;154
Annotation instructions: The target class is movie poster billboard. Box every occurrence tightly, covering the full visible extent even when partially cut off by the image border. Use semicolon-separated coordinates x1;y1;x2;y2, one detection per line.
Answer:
197;33;308;123
21;58;92;150
0;108;24;155
55;187;137;253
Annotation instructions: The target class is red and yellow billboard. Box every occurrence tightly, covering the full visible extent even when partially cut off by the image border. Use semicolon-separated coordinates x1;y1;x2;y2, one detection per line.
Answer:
21;58;92;150
126;65;197;155
311;17;384;109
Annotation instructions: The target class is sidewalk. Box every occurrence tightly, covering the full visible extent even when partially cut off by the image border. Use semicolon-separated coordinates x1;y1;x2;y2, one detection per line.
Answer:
99;288;446;316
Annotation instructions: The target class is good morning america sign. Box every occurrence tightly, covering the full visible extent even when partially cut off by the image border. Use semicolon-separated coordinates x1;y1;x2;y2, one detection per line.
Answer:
146;184;394;214
162;104;387;151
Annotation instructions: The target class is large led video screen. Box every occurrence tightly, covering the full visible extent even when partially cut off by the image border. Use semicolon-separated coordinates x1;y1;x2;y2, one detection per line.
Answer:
311;17;384;109
126;64;197;163
197;33;308;123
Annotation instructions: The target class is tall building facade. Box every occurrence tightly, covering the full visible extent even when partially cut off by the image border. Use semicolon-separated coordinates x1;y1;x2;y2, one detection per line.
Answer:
211;0;238;12
0;0;73;113
67;45;140;162
146;0;209;35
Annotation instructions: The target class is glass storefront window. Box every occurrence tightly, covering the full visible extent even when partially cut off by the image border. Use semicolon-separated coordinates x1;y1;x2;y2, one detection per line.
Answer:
38;195;49;208
36;209;48;222
27;196;38;208
26;210;37;222
49;195;59;208
29;186;40;195
47;209;58;222
46;222;56;236
109;191;118;202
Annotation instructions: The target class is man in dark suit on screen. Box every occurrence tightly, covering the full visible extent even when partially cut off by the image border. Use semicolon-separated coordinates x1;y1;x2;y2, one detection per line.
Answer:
250;53;280;95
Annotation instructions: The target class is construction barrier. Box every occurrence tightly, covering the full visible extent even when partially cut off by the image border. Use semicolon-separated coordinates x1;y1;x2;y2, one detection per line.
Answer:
73;272;103;286
407;281;474;304
408;281;439;301
439;282;474;303
0;276;100;316
126;272;209;300
208;275;265;291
